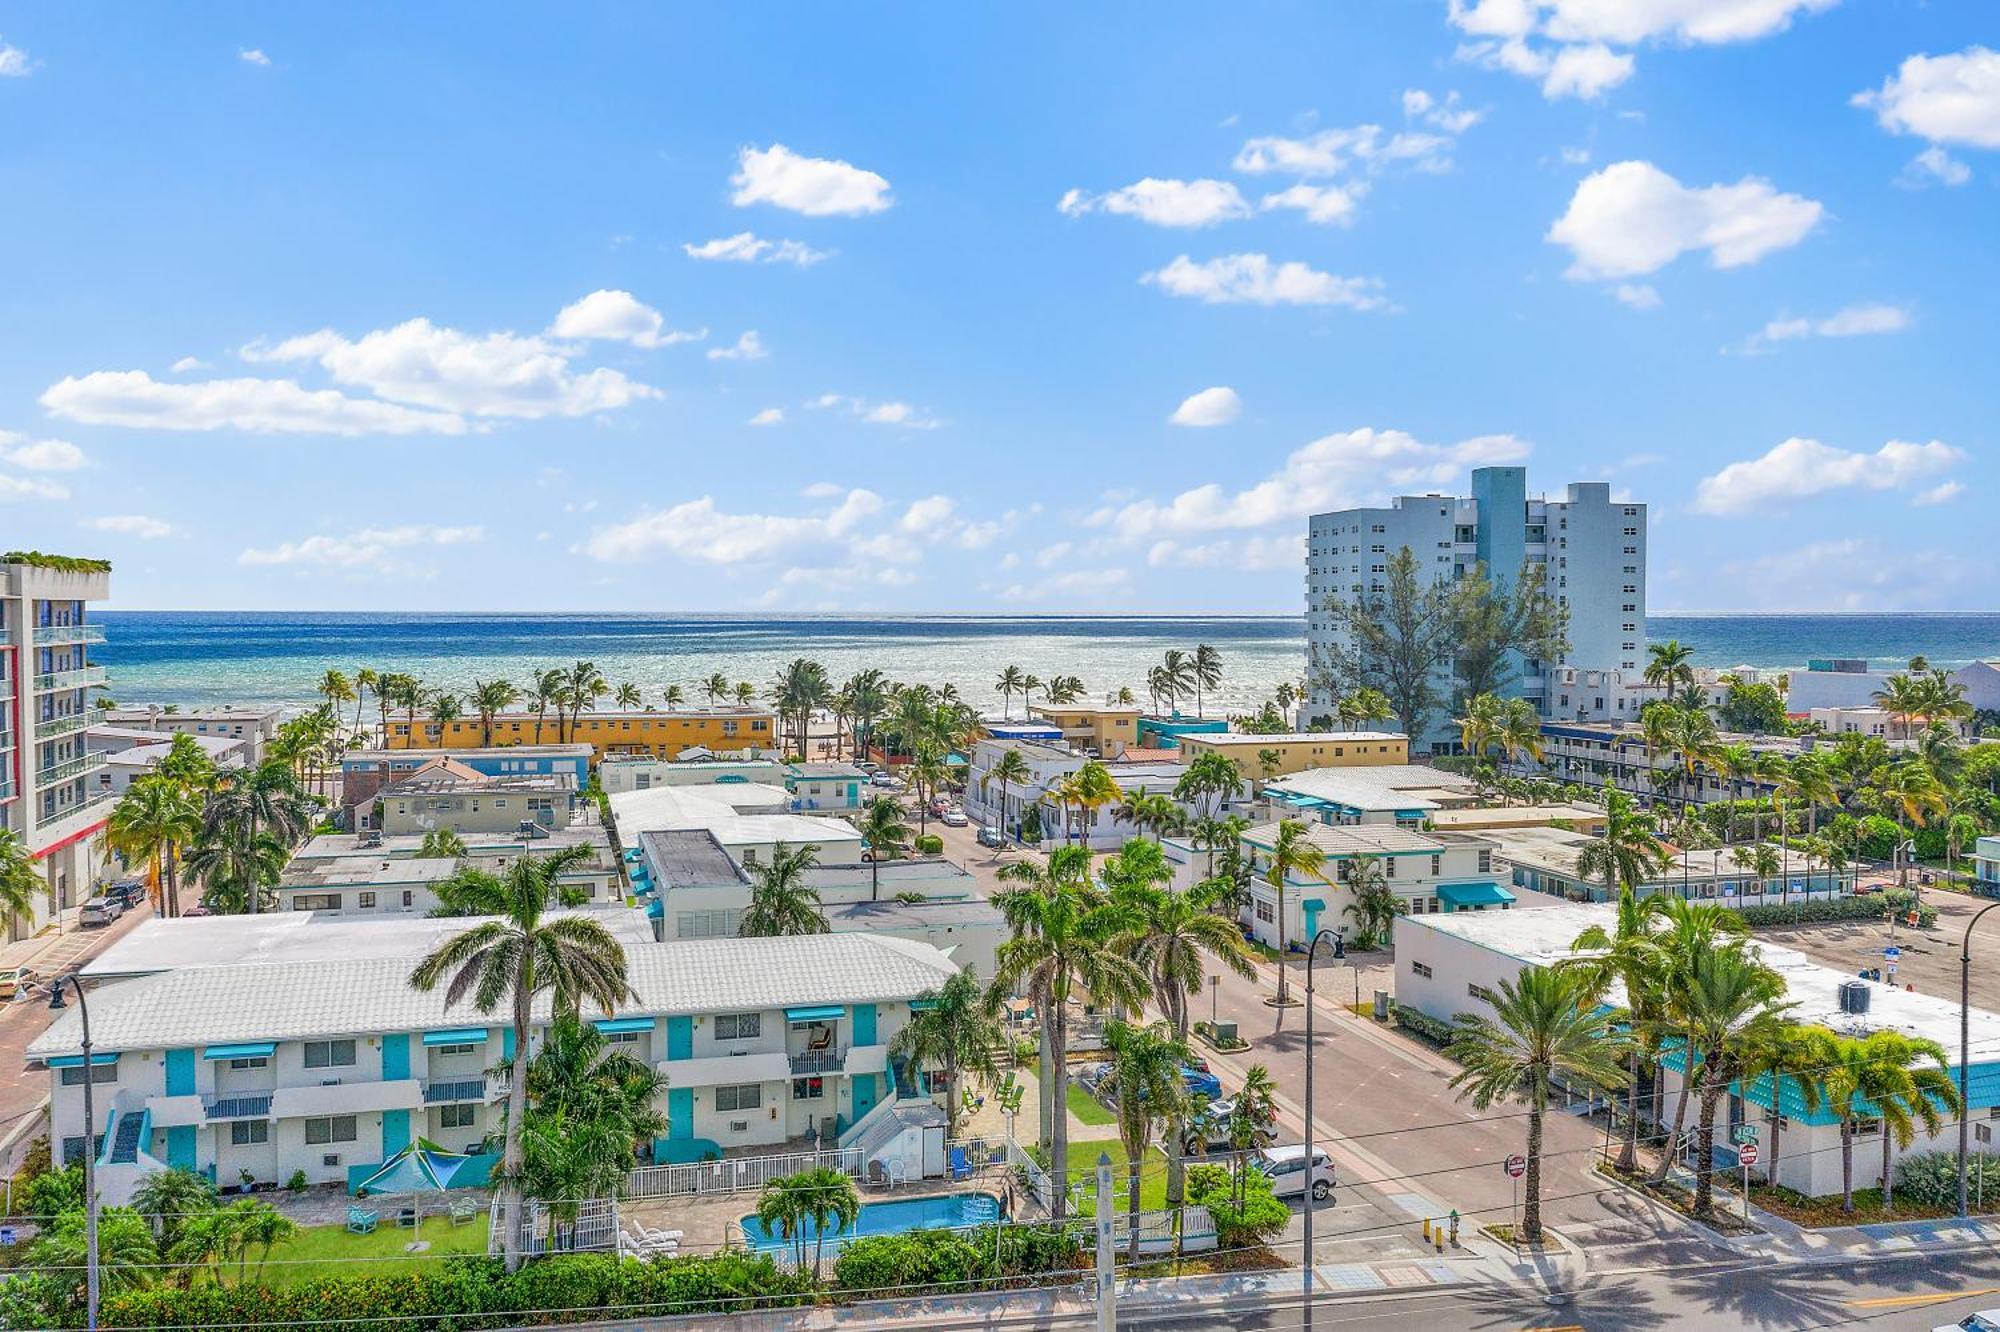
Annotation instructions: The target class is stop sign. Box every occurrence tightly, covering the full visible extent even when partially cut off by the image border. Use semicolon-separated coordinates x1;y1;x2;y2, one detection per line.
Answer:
1738;1143;1760;1166
1504;1154;1527;1179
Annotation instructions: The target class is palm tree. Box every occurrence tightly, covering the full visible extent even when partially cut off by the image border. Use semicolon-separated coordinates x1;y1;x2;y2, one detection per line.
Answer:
1446;966;1629;1244
1261;820;1330;1005
1102;1019;1191;1259
1676;946;1791;1218
1227;1064;1280;1203
1575;791;1673;901
755;1166;860;1280
1498;697;1546;766
1817;1029;1960;1212
427;689;463;746
1344;687;1392;732
662;683;685;712
1738;1024;1829;1190
1565;889;1670;1170
31;1207;158;1296
1458;692;1503;762
353;667;379;739
559;660;607;744
910;743;950;836
419;827;468;861
1876;761;1947;887
530;668;564;744
982;749;1032;844
991;848;1147;1219
469;679;520;747
852;796;910;902
1646;899;1752;1183
1341;854;1401;949
1174;751;1244;825
1161;650;1196;714
408;842;636;1271
1066;760;1121;854
132;1166;217;1255
703;671;731;706
996;665;1026;720
739;841;829;936
107;775;201;917
1645;640;1695;702
183;830;288;915
1871;673;1927;742
614;681;642;710
1191;644;1223;718
317;670;355;736
890;968;1006;1138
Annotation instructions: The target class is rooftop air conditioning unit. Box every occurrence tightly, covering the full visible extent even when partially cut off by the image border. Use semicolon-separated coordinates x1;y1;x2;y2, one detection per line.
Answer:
1839;980;1871;1015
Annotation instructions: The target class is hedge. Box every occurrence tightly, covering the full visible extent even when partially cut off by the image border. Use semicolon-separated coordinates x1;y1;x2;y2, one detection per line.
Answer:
1894;1150;2000;1208
1184;1164;1290;1246
1734;889;1937;930
0;551;113;574
1389;1002;1457;1045
1;1251;812;1330
833;1223;1083;1296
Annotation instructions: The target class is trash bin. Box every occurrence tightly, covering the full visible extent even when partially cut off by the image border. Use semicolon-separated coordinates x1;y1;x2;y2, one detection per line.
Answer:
1373;990;1390;1021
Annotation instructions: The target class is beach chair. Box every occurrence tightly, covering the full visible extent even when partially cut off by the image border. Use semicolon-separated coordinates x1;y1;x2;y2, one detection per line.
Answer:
948;1146;972;1181
448;1198;479;1226
346;1205;378;1235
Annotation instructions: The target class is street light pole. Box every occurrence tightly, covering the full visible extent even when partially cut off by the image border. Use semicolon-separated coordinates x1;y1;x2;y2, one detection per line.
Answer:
1960;902;2000;1217
1301;927;1343;1332
47;975;99;1332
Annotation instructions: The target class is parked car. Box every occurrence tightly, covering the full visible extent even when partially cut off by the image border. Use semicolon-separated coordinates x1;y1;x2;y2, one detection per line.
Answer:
1936;1313;2000;1332
180;904;212;918
1180;1064;1224;1101
940;809;968;827
0;967;36;1000
78;897;124;928
869;772;898;787
1180;1098;1279;1155
1256;1145;1336;1201
977;825;1004;848
105;878;148;910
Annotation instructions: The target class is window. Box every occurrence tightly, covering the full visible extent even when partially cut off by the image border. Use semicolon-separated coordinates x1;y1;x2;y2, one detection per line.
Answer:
1429;854;1441;877
229;1057;269;1071
1384;858;1396;879
230;1121;269;1146
438;1104;476;1129
1468;983;1494;1002
715;1084;762;1112
434;1042;478;1057
1477;850;1493;873
1254;898;1275;924
59;1063;116;1087
714;1013;762;1041
605;1030;641;1045
304;1040;357;1069
358;892;376;909
305;1116;358;1145
1409;960;1433;979
291;893;341;911
401;891;414;908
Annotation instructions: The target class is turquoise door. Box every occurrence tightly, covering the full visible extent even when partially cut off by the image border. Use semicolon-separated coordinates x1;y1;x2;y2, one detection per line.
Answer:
851;1073;879;1126
1303;899;1323;941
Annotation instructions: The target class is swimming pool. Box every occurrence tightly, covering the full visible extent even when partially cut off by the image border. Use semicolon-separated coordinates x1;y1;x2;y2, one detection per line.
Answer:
739;1190;1000;1250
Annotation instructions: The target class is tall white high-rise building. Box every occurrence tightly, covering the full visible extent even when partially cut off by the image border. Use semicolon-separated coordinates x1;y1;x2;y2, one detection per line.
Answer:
1304;467;1647;751
1;553;113;937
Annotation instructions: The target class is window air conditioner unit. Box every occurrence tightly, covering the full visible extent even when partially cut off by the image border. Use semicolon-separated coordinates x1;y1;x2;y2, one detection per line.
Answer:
322;1154;341;1168
730;1120;749;1133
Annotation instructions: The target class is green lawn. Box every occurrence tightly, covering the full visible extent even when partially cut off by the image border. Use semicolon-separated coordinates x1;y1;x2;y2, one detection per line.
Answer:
262;1214;491;1285
1066;1081;1118;1128
1067;1140;1172;1215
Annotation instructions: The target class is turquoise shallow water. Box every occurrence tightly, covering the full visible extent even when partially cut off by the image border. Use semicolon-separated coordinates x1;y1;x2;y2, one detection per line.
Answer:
89;612;2000;712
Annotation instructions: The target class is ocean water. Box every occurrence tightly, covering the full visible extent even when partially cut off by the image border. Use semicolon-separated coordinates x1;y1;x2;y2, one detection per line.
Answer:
89;612;2000;713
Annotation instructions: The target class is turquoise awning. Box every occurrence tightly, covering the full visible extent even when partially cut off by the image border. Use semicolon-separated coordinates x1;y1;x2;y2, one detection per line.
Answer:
908;999;938;1011
422;1028;489;1047
47;1053;119;1068
203;1042;276;1060
785;1005;844;1022
594;1017;654;1036
1438;881;1515;908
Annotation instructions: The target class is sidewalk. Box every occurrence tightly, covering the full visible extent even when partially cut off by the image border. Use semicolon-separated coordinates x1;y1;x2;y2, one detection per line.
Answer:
1723;1209;2000;1267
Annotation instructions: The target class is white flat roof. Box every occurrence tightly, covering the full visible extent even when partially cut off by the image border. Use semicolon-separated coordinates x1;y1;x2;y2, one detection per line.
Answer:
1266;763;1477;812
610;785;862;846
1245;820;1445;856
82;908;657;980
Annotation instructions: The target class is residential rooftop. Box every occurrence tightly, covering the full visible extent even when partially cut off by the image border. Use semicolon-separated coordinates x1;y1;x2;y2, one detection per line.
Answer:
293;825;613;863
342;742;594;764
610;785;863;846
279;856;462;889
382;761;578;797
88;726;245;757
1427;802;1606;830
1243;820;1451;856
1188;730;1407;745
788;762;867;779
1264;763;1479;814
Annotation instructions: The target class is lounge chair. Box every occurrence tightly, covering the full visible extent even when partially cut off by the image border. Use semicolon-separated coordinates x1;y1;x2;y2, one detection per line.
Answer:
948;1146;972;1181
448;1198;479;1226
346;1206;378;1235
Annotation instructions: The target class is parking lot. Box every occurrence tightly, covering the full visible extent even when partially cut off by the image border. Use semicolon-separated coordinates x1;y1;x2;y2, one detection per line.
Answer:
1760;886;1995;1009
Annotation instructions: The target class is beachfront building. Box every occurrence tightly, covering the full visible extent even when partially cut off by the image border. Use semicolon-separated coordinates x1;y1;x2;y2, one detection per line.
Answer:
1786;658;2000;714
99;705;285;766
382;705;776;763
1261;762;1482;830
1136;715;1230;750
2;553;114;936
1027;702;1141;757
30;928;960;1195
370;759;582;836
1393;902;2000;1198
1488;825;1856;905
1173;730;1409;780
786;762;867;812
1306;468;1646;750
1517;720;1800;808
598;753;785;794
1808;705;1972;741
279;823;621;914
88;726;248;797
339;743;592;820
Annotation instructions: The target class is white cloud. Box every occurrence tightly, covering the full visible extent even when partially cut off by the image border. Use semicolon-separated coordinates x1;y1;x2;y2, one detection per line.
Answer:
548;290;704;349
749;407;786;426
0;433;86;471
1092;427;1530;538
1694;437;1965;515
170;355;210;373
682;232;833;266
1257;182;1369;226
730;144;892;217
243;316;658;418
85;514;173;539
1854;47;2000;150
1146;533;1304;572
0;475;66;501
1560;145;1592;165
1057;178;1251;228
1613;283;1661;309
1403;88;1485;133
238;48;270;66
1234;125;1456;178
582;489;885;564
998;568;1131;604
41;371;467;435
239;524;483;570
808;394;942;429
1143;254;1388;310
1735;302;1911;353
707;330;768;362
1455;37;1634;100
1904;146;1972;187
1547;160;1822;280
899;495;957;535
1169;387;1243;427
1710;539;1979;612
0;39;35;77
1912;481;1965;507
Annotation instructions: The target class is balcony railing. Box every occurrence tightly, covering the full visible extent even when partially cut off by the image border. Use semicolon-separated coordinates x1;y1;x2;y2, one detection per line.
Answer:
33;666;107;693
34;712;90;740
422;1077;487;1105
788;1048;849;1077
37;787;117;829
36;751;107;786
34;624;106;647
204;1093;274;1121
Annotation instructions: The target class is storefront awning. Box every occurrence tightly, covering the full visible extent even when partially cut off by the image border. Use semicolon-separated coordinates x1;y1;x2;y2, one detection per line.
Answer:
1438;881;1515;908
202;1042;276;1061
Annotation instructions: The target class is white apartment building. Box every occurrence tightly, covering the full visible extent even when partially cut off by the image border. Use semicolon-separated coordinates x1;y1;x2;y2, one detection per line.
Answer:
278;825;622;915
962;739;1248;849
88;727;249;797
1;555;114;936
374;760;583;836
1306;468;1646;751
32;930;959;1197
1261;762;1482;829
1519;721;1804;807
598;754;786;794
98;705;285;766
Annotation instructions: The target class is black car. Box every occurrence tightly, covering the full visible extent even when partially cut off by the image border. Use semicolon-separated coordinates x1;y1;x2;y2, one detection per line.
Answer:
104;879;148;910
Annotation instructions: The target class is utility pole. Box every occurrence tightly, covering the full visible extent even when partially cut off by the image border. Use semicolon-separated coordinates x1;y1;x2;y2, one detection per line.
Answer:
48;975;99;1332
1096;1152;1115;1332
1302;927;1342;1332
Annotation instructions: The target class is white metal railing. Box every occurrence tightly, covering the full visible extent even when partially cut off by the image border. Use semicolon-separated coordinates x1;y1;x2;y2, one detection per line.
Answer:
624;1145;862;1199
36;751;107;785
489;1196;619;1256
33;712;91;741
1006;1134;1054;1209
33;666;108;693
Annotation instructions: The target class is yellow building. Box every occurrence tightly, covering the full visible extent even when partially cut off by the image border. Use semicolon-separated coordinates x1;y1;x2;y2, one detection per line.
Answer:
1174;730;1409;778
383;707;777;763
1027;703;1141;757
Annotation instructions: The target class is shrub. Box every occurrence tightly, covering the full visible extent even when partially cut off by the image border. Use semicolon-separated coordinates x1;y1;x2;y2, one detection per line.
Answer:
834;1222;1082;1296
286;1170;310;1193
1893;1150;2000;1208
1734;889;1937;930
23;1164;84;1220
1389;1002;1457;1045
1856;815;1902;862
915;834;944;856
1185;1162;1289;1247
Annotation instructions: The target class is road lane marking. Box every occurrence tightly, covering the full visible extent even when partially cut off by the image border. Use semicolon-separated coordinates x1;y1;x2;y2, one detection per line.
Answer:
1847;1286;2000;1309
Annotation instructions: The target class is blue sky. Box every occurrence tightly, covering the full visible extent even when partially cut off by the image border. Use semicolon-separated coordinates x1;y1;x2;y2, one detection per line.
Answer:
0;2;1993;614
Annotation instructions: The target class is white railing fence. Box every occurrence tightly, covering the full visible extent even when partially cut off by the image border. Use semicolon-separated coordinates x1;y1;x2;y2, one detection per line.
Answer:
625;1145;863;1199
487;1196;620;1257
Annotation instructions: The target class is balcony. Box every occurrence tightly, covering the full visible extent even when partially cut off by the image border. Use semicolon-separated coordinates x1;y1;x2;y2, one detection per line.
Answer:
36;751;107;786
204;1093;275;1121
34;788;118;840
33;666;107;694
34;712;91;741
34;624;106;647
422;1077;488;1105
788;1047;850;1077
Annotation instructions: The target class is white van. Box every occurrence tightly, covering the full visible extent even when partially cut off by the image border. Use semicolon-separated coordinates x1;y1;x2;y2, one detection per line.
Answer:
1256;1144;1336;1201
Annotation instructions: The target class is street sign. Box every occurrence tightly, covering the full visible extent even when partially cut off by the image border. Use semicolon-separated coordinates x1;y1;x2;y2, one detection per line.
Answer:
1732;1124;1759;1144
1504;1154;1527;1179
1738;1143;1760;1166
1884;946;1902;962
